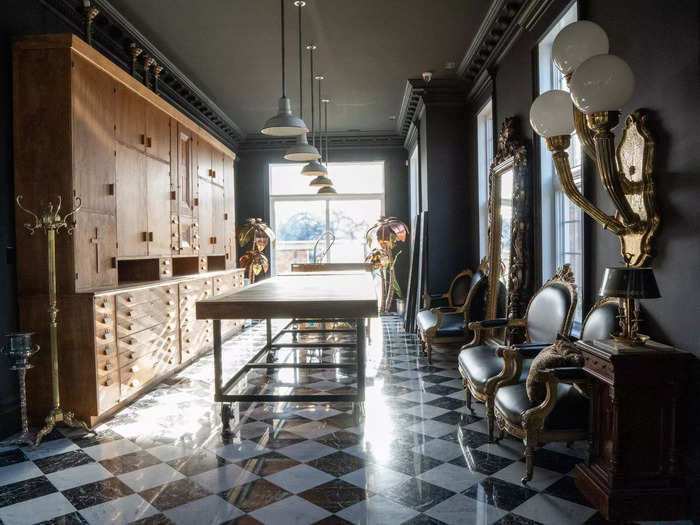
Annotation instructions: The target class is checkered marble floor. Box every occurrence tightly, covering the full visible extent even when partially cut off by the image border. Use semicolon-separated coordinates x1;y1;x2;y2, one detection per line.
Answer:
0;316;674;525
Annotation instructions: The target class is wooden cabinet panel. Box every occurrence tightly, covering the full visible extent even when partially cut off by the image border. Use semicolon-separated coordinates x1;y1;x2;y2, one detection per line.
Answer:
211;183;225;254
116;144;147;257
71;51;116;214
115;84;146;151
223;155;236;267
211;148;223;185
146;158;172;256
177;124;196;218
146;105;170;163
197;137;211;182
74;211;117;291
197;178;213;256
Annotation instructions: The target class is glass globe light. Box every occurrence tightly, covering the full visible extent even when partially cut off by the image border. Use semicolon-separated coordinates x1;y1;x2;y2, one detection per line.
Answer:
529;90;575;138
569;54;635;114
552;20;609;75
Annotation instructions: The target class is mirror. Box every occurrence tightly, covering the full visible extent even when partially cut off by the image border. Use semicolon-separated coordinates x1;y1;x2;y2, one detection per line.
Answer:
485;117;532;341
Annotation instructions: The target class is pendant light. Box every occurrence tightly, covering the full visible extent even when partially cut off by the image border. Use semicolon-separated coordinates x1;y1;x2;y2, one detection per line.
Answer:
261;0;308;136
284;1;320;160
312;98;335;189
302;73;328;175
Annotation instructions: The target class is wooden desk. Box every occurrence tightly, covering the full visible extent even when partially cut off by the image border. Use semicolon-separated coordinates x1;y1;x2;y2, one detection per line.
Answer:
575;339;691;521
196;272;377;432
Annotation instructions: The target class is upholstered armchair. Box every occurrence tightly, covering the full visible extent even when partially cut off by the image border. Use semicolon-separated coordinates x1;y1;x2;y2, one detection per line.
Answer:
417;268;490;363
458;265;578;441
493;297;619;483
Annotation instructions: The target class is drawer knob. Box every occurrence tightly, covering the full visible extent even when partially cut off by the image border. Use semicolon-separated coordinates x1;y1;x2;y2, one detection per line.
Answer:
130;365;139;373
130;379;141;388
127;296;134;302
185;285;191;290
104;360;113;371
101;301;108;308
128;310;136;317
129;323;135;331
167;289;174;294
103;329;111;339
104;376;113;387
103;346;113;355
103;316;112;324
128;352;135;359
167;300;175;306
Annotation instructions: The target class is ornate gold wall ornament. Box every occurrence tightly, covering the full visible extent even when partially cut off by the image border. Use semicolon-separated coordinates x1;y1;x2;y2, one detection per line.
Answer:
548;107;658;267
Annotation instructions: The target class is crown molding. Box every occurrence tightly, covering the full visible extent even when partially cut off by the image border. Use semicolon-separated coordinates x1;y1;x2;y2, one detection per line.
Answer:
458;0;556;101
238;132;405;153
40;0;245;151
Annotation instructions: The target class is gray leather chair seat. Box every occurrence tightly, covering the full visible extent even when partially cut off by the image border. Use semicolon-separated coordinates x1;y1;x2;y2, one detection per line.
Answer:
495;382;588;431
458;344;532;393
416;310;465;337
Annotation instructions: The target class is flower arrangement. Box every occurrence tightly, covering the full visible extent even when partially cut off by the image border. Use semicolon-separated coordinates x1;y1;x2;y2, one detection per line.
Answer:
237;218;275;284
365;216;408;313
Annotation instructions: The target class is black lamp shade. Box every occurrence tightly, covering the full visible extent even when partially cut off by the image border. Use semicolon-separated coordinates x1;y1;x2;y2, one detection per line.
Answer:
599;267;661;299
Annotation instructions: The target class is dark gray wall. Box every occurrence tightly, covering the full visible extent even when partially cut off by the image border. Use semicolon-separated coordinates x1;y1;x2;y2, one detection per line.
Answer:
0;1;73;438
476;0;700;517
235;146;410;291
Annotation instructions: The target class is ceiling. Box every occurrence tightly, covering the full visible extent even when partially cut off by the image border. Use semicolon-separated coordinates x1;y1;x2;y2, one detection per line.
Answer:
108;0;489;136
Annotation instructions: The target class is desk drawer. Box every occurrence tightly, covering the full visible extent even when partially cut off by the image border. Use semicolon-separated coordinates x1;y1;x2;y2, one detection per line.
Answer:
116;285;176;309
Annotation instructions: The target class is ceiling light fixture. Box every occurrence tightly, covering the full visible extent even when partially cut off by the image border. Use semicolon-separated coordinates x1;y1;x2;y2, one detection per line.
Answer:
284;1;321;160
261;0;308;136
315;98;336;192
301;74;328;176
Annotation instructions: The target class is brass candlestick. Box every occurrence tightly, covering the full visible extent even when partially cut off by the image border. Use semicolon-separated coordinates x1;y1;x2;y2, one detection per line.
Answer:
16;195;93;446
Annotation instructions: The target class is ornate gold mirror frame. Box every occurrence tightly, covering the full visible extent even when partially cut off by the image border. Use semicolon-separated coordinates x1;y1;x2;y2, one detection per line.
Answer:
485;118;532;340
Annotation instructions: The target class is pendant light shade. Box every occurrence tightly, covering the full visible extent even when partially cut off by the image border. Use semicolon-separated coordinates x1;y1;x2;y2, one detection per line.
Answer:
301;159;327;176
317;186;337;194
284;1;320;159
284;133;321;161
309;175;333;187
261;0;308;136
262;97;308;136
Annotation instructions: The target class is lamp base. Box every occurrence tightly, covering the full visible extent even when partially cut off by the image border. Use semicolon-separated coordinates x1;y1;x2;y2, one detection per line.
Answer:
34;407;93;448
611;332;649;346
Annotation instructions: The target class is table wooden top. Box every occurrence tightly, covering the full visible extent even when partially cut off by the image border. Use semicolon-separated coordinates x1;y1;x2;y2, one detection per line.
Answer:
196;271;378;319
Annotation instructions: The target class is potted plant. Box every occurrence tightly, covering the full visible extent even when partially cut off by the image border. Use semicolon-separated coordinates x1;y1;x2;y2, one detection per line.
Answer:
237;218;275;284
365;217;408;314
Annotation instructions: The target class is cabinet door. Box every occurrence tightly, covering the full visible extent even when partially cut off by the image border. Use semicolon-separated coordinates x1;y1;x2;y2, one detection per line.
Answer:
116;144;148;257
197;138;212;182
115;85;146;151
146;158;172;256
146;106;170;163
197;178;213;255
71;52;116;214
74;211;117;291
211;183;225;254
223;156;236;267
177;124;196;218
211;148;223;185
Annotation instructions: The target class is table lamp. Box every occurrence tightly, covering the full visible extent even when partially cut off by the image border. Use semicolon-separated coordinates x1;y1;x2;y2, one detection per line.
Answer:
599;266;660;344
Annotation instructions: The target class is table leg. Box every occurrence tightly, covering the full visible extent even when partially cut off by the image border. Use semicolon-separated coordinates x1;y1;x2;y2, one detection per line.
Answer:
213;319;230;435
354;317;366;422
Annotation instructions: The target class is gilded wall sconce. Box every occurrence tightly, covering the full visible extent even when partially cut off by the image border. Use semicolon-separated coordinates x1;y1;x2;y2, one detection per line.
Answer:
530;21;659;267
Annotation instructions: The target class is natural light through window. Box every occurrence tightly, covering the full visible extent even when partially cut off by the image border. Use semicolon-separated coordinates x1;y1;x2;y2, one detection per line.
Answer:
269;162;385;274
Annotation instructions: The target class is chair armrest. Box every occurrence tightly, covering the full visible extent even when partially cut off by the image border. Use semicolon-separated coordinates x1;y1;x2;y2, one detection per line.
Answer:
477;318;509;328
513;343;548;358
424;293;450;309
546;366;587;381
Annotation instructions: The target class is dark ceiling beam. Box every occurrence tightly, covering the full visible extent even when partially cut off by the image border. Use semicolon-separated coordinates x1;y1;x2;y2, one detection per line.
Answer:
40;0;245;151
238;132;404;153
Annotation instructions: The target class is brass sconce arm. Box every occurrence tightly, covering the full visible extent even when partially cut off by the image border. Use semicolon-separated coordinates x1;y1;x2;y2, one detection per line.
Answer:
587;111;640;227
546;136;624;235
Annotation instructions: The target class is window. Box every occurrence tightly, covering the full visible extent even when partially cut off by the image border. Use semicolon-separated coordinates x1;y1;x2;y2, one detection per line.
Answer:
538;2;584;322
477;100;493;259
269;162;385;274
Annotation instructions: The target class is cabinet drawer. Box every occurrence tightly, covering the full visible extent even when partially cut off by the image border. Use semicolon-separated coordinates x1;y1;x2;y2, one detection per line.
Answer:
94;296;115;314
120;351;176;398
213;276;234;296
120;338;178;367
95;341;117;359
159;257;173;279
116;285;176;309
179;279;212;300
116;302;177;338
97;375;120;414
96;351;119;377
118;324;177;356
583;352;613;381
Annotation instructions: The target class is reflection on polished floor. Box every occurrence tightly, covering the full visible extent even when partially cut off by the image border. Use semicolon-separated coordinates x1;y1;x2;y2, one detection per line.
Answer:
0;316;619;525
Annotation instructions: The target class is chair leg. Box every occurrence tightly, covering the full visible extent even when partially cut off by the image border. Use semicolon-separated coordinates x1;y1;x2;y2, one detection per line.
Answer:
486;395;495;443
426;340;432;363
522;430;536;484
464;381;473;412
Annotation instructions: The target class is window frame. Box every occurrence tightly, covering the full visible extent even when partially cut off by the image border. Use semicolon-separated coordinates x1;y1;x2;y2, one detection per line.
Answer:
476;99;493;260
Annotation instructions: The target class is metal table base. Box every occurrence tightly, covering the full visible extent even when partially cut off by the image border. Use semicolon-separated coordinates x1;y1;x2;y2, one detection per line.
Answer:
214;317;366;434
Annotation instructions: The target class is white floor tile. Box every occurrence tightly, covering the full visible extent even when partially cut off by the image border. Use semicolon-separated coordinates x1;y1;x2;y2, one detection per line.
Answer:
206;440;268;462
250;494;330;524
491;461;564;491
425;494;507;525
118;463;185;492
338;495;419;524
407;419;455;438
399;390;441;403
265;464;333;493
164;494;243;525
46;462;113;490
0;492;75;525
401;404;450;419
82;439;141;461
417;463;486;492
22;439;78;460
341;465;410;492
477;440;525;460
276;440;336;462
512;493;597;525
412;439;464;461
0;461;43;487
287;421;338;439
79;494;159;525
191;463;258;492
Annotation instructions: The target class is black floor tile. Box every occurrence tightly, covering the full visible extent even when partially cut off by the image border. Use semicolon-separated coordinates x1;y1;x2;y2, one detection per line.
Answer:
450;449;515;475
36;511;90;525
62;477;133;510
299;479;369;513
462;477;537;511
69;428;123;448
384;478;456;512
167;449;228;477
493;514;544;525
0;449;27;468
518;448;581;474
33;449;94;474
235;452;300;477
139;478;211;511
426;397;465;411
307;451;365;477
542;475;590;506
99;449;162;475
315;430;362;449
220;478;291;512
424;384;461;396
0;476;57;508
127;514;175;525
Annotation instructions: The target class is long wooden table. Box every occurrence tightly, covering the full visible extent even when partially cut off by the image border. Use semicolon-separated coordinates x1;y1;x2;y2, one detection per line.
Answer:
196;271;377;432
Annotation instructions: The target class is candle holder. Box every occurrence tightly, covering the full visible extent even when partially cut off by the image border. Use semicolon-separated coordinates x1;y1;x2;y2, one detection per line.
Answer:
1;333;39;446
16;195;94;446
